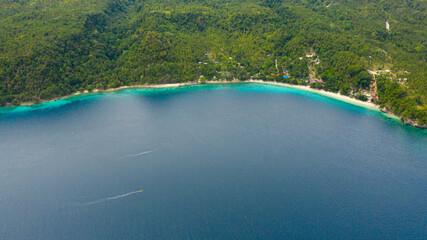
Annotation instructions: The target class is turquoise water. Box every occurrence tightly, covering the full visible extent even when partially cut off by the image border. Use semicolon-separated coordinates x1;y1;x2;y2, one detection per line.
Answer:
0;83;426;239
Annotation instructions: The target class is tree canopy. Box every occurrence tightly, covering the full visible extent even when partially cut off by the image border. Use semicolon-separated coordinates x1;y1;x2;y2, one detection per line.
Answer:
0;0;426;125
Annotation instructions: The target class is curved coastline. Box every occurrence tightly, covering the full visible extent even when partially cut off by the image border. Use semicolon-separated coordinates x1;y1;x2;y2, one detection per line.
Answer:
0;80;406;123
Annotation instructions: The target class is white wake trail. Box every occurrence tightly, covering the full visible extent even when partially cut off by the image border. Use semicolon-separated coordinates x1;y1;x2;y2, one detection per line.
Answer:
78;190;143;206
105;190;141;200
120;149;158;159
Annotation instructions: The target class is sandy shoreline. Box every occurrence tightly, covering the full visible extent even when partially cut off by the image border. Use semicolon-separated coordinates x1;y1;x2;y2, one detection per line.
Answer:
250;80;379;110
6;79;399;120
103;80;380;110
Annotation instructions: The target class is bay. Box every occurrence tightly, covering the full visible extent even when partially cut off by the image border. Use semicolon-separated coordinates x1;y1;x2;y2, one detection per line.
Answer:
0;83;426;239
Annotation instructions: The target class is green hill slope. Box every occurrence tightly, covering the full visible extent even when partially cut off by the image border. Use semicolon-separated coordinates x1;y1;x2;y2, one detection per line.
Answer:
0;0;426;126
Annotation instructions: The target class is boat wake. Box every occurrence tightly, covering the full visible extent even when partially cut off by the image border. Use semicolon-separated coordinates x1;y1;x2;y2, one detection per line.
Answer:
72;190;143;206
120;149;158;159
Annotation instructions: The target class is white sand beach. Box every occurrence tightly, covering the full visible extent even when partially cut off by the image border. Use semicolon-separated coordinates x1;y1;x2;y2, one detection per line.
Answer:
17;79;400;120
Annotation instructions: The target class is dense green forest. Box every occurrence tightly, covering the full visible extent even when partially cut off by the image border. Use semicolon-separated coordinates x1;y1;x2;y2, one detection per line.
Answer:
0;0;426;126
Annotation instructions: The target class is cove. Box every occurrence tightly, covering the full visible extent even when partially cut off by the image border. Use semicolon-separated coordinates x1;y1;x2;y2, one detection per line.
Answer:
0;83;426;239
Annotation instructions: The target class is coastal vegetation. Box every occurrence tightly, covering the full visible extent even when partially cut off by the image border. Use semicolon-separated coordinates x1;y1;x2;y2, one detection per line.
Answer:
0;0;426;126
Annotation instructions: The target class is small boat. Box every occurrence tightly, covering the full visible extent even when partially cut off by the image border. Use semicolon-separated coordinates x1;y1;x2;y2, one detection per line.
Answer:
140;190;144;192
387;116;391;119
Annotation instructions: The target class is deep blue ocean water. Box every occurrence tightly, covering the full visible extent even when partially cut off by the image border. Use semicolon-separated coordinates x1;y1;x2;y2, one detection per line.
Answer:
0;83;426;240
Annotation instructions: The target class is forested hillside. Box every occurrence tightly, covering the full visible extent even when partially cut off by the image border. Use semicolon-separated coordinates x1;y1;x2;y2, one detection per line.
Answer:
0;0;426;126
